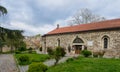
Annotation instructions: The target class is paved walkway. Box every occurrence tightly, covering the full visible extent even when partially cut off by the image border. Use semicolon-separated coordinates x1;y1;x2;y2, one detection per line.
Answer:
19;54;79;72
0;54;18;72
44;56;73;66
19;65;28;72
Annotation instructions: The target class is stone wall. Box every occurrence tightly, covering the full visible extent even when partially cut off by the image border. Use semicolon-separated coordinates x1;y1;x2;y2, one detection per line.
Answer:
2;46;16;52
42;29;120;58
24;35;41;49
1;35;41;52
2;46;11;52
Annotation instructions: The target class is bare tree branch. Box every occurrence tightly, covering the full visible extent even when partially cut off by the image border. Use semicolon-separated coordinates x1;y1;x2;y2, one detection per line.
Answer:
68;8;105;25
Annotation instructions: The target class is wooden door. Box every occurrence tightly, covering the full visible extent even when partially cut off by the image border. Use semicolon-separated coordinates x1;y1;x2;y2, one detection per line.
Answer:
75;45;82;54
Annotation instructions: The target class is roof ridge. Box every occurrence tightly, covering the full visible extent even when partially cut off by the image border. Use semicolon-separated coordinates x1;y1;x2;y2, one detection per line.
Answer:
58;18;120;29
46;18;120;35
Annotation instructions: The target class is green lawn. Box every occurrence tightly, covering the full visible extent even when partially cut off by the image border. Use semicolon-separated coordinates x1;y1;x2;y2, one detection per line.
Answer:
47;57;120;72
15;54;50;65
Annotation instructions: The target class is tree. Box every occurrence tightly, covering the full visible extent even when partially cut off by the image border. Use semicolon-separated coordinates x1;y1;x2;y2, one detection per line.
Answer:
54;47;66;65
0;5;24;53
0;5;7;29
47;46;66;65
0;40;5;52
6;30;24;52
69;8;105;25
0;5;7;16
0;27;24;52
0;5;7;52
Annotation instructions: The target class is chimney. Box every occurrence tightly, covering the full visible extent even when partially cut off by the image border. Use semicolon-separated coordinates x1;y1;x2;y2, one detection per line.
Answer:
57;24;59;29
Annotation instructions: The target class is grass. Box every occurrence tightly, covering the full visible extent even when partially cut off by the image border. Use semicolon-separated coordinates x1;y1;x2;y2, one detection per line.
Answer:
47;57;120;72
15;54;50;65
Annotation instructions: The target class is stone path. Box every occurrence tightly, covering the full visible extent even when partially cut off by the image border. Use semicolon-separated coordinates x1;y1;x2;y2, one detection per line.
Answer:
19;54;79;72
0;54;18;72
44;56;73;66
19;49;44;72
19;65;28;72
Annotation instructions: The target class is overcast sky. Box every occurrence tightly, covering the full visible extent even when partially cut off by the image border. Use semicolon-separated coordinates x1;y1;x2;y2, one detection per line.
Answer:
0;0;120;36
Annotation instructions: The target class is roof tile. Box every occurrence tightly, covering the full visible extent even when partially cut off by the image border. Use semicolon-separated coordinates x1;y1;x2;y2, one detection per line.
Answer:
46;18;120;35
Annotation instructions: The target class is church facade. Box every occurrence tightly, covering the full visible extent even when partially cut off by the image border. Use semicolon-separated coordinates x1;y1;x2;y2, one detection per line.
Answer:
41;19;120;58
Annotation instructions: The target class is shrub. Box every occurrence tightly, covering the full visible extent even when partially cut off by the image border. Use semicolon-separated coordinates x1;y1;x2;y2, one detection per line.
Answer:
47;47;54;56
15;51;21;54
82;50;92;57
28;62;48;72
54;46;66;57
18;55;30;65
93;53;99;57
2;51;11;54
58;47;66;57
18;47;26;51
47;46;66;65
99;50;105;57
66;58;74;62
28;47;33;53
93;50;105;58
31;51;36;54
54;46;66;65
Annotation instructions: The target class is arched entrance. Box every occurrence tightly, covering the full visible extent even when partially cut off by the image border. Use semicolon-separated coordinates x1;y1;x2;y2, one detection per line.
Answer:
72;36;84;54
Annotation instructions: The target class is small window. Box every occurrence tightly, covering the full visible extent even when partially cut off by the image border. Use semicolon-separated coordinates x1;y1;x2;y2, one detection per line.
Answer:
104;38;108;49
57;38;60;46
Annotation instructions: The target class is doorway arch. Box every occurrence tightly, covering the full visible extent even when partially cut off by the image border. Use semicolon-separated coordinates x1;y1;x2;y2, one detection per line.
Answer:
72;36;84;54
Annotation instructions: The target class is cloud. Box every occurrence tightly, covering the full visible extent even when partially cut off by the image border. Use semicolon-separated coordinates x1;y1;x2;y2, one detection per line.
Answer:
0;0;120;36
2;21;54;36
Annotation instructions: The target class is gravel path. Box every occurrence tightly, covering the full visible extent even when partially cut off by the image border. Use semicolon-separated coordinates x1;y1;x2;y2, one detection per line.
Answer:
0;54;18;72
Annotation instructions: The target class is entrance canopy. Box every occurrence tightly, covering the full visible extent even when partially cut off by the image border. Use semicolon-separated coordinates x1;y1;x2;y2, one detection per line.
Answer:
72;36;84;54
73;36;84;43
72;36;84;45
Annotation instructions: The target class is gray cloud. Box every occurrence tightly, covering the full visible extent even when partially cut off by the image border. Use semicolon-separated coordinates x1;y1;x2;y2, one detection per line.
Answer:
0;0;120;36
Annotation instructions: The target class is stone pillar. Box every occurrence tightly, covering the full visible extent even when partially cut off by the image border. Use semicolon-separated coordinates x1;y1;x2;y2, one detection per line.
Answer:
42;41;47;54
82;45;84;50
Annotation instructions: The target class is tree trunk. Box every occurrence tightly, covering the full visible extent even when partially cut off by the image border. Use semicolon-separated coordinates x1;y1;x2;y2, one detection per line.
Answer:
54;59;59;65
54;57;60;65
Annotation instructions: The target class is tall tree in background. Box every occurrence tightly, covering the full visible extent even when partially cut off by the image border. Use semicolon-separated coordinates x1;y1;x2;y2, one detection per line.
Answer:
0;27;24;52
0;5;7;52
0;5;7;16
69;8;105;25
0;5;25;52
6;30;24;52
0;5;7;34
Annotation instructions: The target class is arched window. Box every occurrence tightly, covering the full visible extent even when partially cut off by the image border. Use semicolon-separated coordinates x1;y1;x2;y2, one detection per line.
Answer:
102;35;109;49
104;38;108;49
73;36;84;43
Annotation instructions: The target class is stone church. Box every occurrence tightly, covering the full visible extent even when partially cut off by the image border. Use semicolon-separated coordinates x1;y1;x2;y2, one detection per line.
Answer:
41;18;120;58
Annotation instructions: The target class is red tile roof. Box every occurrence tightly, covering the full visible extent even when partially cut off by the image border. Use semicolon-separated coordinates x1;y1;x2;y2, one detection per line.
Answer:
46;18;120;35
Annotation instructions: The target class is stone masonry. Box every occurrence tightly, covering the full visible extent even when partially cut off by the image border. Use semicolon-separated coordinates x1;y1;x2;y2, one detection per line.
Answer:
42;29;120;58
